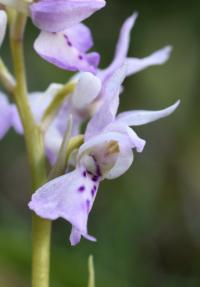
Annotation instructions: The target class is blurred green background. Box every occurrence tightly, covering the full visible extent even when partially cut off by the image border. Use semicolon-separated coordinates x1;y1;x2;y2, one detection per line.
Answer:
1;0;200;286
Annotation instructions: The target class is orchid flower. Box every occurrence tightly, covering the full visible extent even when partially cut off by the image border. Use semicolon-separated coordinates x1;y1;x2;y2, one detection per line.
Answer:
31;1;105;73
41;12;173;146
0;0;105;73
33;11;171;74
28;65;180;246
32;0;105;73
42;12;174;153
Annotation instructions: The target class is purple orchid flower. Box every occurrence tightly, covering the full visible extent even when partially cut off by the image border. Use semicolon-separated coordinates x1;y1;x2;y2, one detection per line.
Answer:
43;11;174;160
42;12;173;146
28;65;180;246
31;0;105;73
34;23;101;73
0;0;105;73
33;12;171;74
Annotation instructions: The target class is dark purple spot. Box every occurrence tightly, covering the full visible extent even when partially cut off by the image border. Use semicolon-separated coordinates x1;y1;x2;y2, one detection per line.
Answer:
86;199;90;212
82;171;87;177
78;186;85;192
78;55;83;60
96;165;102;177
92;155;97;162
92;175;99;182
67;40;72;46
64;35;72;46
91;186;97;197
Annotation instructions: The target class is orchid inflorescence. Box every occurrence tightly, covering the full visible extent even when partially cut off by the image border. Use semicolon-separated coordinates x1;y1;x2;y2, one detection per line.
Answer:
0;0;180;247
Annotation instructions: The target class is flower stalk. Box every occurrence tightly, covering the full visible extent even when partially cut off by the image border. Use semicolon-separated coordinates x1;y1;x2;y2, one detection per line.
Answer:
9;12;51;287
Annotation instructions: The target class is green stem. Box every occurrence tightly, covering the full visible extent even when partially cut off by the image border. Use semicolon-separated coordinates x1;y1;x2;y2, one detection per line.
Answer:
9;13;51;287
88;255;95;287
32;215;51;287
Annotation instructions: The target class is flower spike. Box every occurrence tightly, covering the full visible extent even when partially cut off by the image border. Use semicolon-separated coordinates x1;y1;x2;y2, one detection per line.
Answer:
29;64;180;245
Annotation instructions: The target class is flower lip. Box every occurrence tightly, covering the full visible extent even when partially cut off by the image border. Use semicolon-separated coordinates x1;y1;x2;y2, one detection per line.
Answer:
33;30;100;73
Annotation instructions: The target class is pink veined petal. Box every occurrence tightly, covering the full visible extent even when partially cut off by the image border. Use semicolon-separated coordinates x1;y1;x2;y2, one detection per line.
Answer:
30;0;106;32
28;168;99;245
126;46;173;76
66;23;93;53
0;93;12;139
34;31;99;73
0;10;7;47
116;100;180;126
98;12;138;81
72;72;102;110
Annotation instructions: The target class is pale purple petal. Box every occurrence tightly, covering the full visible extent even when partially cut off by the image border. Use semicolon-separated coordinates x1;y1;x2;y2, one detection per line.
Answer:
99;12;138;81
72;72;102;110
84;102;114;141
70;226;96;246
66;23;93;53
44;126;63;165
11;105;23;134
101;64;127;106
0;10;7;47
86;52;100;68
116;100;180;126
0;93;12;139
34;31;99;73
29;169;99;245
85;65;127;140
126;46;172;76
30;0;106;32
55;103;83;136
